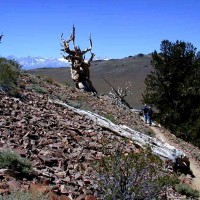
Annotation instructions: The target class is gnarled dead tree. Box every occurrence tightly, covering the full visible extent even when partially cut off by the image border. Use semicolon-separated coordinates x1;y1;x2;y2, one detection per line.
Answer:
104;78;133;109
61;26;97;94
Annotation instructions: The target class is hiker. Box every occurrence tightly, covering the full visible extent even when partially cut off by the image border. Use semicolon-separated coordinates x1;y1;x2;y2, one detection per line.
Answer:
148;106;153;126
142;104;149;124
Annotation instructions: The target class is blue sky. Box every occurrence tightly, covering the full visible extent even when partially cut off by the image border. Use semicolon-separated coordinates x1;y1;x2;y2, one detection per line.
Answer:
1;0;200;59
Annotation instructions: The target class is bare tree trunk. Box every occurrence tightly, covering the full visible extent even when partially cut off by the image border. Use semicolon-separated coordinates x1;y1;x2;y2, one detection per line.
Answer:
49;99;190;171
61;26;97;94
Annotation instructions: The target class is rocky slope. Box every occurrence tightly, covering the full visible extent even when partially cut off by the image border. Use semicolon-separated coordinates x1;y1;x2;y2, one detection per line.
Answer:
0;72;152;199
0;72;199;199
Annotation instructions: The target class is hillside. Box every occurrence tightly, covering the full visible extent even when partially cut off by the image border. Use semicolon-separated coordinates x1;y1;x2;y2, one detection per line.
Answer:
0;72;154;199
29;54;153;109
1;71;200;199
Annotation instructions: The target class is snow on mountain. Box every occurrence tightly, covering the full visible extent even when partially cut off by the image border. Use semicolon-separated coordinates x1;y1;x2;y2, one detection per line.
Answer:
94;56;110;61
6;56;71;70
5;56;110;70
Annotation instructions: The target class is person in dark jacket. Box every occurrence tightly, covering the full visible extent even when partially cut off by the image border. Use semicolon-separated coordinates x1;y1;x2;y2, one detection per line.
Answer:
142;104;149;124
148;106;153;126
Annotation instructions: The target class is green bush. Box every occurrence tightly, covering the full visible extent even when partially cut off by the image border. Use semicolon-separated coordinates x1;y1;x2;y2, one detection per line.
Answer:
103;113;116;124
0;150;33;176
27;84;49;94
175;184;199;199
42;76;54;84
0;57;21;94
0;191;49;200
94;148;178;200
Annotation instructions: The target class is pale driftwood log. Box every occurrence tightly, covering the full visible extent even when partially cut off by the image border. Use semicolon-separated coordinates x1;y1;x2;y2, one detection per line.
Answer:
49;99;188;164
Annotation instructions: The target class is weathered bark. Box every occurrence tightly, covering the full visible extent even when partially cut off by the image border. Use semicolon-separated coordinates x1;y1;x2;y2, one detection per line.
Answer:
61;26;97;94
49;99;189;166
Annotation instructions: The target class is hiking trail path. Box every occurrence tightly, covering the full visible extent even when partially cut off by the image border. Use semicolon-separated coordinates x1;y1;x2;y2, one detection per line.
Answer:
149;124;200;192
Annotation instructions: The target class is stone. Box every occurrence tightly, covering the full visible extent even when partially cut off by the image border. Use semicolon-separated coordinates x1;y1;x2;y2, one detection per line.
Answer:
7;180;21;190
0;188;10;195
85;195;97;200
75;194;86;200
55;171;66;179
29;183;51;194
60;185;69;194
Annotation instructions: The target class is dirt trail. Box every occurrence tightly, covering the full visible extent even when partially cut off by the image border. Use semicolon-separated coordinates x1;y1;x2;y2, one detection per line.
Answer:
150;125;200;191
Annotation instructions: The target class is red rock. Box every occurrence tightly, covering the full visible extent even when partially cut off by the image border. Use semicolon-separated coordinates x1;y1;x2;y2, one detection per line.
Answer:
29;183;51;194
48;191;60;200
55;171;66;178
77;181;84;187
85;195;96;200
7;180;21;190
60;195;72;200
74;172;81;180
14;148;27;157
60;185;68;194
83;180;91;185
0;188;10;194
88;132;97;137
61;176;71;183
0;182;7;189
75;194;86;200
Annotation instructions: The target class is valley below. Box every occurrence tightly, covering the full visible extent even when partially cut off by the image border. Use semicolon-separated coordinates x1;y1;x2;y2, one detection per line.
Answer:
29;54;153;109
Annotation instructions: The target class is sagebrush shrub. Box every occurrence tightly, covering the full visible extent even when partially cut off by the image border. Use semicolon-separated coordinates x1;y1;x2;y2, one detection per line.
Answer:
27;84;49;94
0;191;49;200
94;148;178;200
0;150;33;176
175;184;199;199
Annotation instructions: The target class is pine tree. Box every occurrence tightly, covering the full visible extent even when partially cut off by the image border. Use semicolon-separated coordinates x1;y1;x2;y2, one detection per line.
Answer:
143;40;200;146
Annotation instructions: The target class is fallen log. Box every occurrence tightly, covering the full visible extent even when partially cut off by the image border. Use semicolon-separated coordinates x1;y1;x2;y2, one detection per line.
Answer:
49;99;189;169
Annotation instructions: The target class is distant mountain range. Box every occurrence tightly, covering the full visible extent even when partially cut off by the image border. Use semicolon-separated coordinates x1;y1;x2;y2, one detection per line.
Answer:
5;56;110;70
5;56;70;70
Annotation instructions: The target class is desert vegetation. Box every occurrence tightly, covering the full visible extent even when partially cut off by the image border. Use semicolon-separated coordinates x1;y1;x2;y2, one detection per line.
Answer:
175;183;200;199
0;57;21;96
0;191;49;200
94;148;179;199
0;150;33;176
